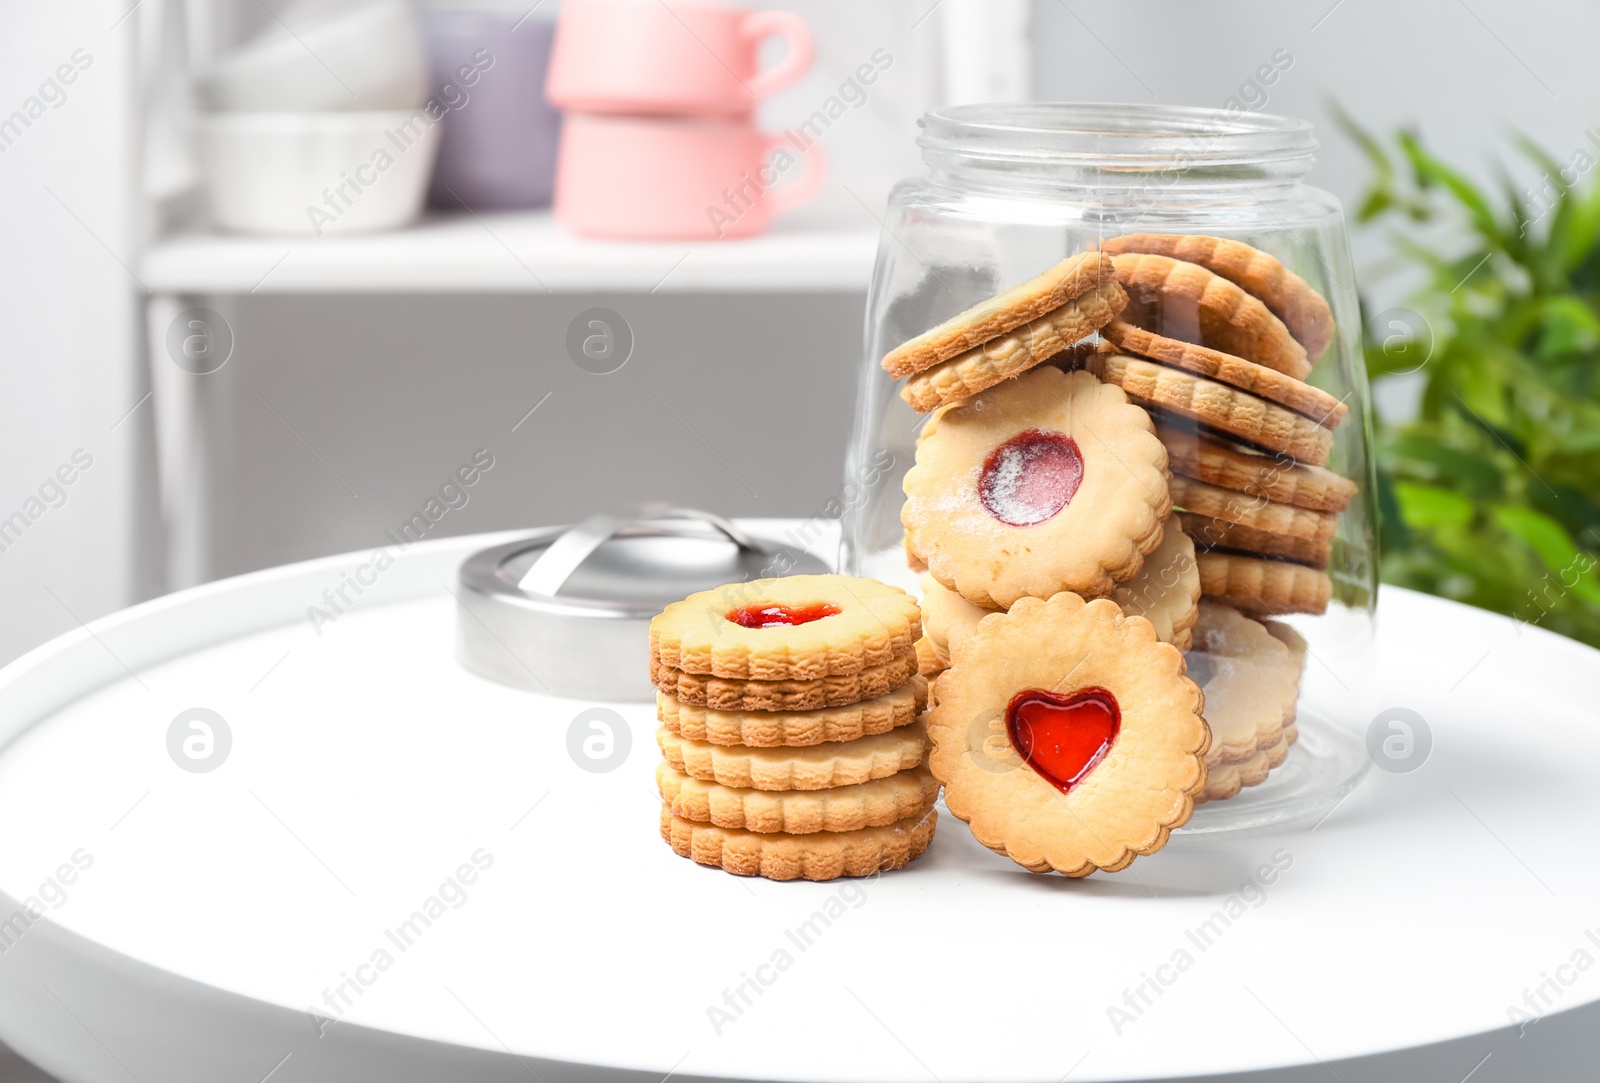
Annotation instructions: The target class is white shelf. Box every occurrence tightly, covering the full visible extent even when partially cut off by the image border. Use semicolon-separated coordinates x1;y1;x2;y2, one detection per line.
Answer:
140;209;879;294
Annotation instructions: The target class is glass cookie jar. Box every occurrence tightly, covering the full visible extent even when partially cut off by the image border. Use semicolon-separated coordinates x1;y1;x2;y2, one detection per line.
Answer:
842;104;1376;832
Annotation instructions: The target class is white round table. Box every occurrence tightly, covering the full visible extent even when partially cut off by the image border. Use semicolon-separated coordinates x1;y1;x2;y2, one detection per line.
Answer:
0;526;1596;1083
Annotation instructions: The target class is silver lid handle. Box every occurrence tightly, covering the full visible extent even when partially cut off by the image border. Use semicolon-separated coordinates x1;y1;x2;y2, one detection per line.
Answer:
516;506;770;598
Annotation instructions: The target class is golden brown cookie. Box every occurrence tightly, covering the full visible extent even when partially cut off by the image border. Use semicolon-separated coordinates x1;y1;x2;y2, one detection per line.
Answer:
661;806;937;881
1109;521;1202;652
657;724;929;791
1185;601;1299;763
649;648;918;712
1156;422;1358;512
1170;475;1337;543
650;574;921;680
1196;727;1292;804
656;678;927;748
899;278;1128;413
1101;321;1346;427
1102;234;1336;362
1179;512;1331;569
882;251;1116;378
927;593;1207;876
920;526;1199;655
1110;252;1310;379
1087;351;1333;466
915;635;947;679
1196;552;1332;616
902;366;1170;609
657;762;940;833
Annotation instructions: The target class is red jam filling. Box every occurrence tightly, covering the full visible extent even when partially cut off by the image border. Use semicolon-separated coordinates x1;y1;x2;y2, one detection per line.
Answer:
1005;687;1121;793
979;429;1083;526
726;603;841;629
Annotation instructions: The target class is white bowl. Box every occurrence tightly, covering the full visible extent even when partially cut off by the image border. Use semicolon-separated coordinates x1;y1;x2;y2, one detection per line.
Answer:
199;111;442;236
200;0;429;112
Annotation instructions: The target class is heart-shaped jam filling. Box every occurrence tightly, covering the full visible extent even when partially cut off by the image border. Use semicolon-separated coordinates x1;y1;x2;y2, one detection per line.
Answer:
1005;687;1120;793
979;429;1083;526
726;603;841;629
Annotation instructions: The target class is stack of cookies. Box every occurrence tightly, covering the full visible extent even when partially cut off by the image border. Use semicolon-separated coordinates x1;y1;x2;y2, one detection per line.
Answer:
650;574;939;881
1089;234;1358;619
889;251;1201;676
885;237;1356;867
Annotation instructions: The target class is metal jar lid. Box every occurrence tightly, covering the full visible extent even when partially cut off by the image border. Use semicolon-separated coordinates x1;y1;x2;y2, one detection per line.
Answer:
455;507;829;702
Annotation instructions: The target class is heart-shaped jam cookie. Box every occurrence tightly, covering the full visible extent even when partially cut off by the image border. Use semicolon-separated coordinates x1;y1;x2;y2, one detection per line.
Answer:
1006;687;1120;793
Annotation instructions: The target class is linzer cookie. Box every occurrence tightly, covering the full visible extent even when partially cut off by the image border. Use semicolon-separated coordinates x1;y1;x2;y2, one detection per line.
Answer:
658;762;940;834
657;725;930;791
1196;551;1332;616
661;806;937;880
882;251;1117;378
649;648;919;711
650;574;920;681
1101;320;1347;427
1108;521;1202;651
899;274;1128;413
1170;475;1338;543
1157;421;1358;513
1087;350;1333;466
921;524;1199;655
1109;252;1310;380
926;592;1207;876
1199;729;1292;804
1179;513;1331;569
1185;601;1300;763
902;366;1170;609
1102;234;1336;361
656;678;927;747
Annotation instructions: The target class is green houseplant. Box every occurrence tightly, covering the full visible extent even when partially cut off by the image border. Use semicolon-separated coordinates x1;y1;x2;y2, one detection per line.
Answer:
1338;109;1600;647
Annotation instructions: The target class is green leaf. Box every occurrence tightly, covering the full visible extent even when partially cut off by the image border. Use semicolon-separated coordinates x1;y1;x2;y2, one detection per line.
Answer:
1394;482;1474;528
1492;505;1600;606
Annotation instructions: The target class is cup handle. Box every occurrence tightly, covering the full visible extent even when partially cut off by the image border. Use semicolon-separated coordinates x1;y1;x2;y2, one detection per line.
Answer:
740;10;815;101
763;132;828;219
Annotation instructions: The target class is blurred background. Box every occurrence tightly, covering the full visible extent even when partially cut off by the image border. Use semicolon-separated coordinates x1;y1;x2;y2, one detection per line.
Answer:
3;0;1597;668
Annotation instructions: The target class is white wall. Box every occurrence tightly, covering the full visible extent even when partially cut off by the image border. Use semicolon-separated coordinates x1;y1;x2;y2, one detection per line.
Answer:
0;2;147;667
1028;0;1597;290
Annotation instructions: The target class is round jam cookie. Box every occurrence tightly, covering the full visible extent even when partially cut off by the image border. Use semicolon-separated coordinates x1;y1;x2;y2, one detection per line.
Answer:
899;276;1128;413
926;593;1207;876
660;805;937;881
656;677;927;748
1088;351;1333;466
882;251;1117;379
657;724;929;791
1101;321;1347;427
902;366;1170;609
1196;552;1332;617
650;574;921;681
1185;601;1299;763
915;635;947;680
1103;234;1336;361
657;762;940;834
1171;475;1337;543
649;647;919;712
1156;422;1358;513
1109;253;1310;380
1108;522;1202;652
1179;512;1332;569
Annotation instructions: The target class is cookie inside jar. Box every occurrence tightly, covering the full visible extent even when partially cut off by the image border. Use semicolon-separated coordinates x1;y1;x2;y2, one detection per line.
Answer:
847;103;1377;837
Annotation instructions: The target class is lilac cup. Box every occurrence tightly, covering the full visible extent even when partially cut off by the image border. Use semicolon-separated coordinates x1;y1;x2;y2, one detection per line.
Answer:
422;11;561;210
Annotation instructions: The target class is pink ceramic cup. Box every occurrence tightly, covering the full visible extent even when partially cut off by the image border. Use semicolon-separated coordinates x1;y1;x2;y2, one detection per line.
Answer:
546;0;814;118
553;113;827;240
